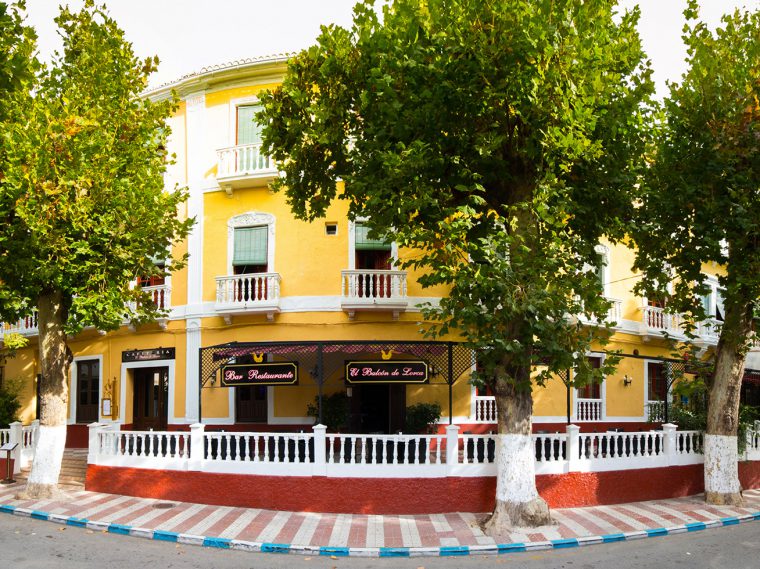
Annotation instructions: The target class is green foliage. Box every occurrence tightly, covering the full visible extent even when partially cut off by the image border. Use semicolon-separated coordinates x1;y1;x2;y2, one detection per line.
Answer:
0;1;37;123
0;1;193;332
306;392;349;431
260;0;654;395
404;402;441;434
0;377;23;428
632;3;760;341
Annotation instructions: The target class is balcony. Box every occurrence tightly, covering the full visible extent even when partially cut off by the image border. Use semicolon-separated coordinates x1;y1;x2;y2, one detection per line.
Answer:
474;395;497;423
577;296;623;327
216;143;277;192
215;273;281;322
125;284;172;329
340;269;408;320
0;312;39;340
640;306;684;340
576;398;604;422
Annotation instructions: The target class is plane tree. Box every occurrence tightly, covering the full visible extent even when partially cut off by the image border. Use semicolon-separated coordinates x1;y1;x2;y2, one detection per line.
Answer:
0;2;192;498
260;0;653;530
632;2;760;506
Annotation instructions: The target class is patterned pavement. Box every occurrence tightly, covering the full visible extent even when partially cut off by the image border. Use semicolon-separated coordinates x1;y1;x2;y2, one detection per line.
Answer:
1;481;759;556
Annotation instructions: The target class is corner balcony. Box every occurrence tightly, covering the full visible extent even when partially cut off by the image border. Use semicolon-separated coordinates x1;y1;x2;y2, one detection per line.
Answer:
341;270;408;320
216;143;277;192
125;283;172;329
215;273;281;322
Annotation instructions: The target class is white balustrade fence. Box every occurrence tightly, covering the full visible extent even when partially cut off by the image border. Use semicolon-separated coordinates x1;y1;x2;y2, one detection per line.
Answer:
141;284;171;311
341;270;408;302
87;422;714;479
474;396;497;423
215;273;281;307
217;143;275;179
641;306;683;335
0;420;39;474
576;398;603;421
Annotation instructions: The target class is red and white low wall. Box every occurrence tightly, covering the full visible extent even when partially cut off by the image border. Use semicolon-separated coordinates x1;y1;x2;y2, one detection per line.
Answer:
83;422;760;514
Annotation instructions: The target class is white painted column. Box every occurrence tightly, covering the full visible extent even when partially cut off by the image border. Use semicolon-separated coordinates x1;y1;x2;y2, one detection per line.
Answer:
313;424;327;475
446;424;460;471
185;318;202;424
662;422;677;466
188;423;205;471
566;424;580;472
9;421;22;474
87;422;102;465
184;91;207;308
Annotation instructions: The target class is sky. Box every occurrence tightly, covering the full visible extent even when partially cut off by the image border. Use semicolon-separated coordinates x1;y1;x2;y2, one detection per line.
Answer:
24;0;760;96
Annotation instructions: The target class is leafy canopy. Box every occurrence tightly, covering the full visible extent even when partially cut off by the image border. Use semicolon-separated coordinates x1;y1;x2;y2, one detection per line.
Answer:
633;1;760;337
261;0;654;388
0;1;192;333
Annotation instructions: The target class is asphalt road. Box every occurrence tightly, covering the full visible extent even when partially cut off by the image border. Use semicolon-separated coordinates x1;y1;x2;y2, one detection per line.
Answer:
1;513;759;569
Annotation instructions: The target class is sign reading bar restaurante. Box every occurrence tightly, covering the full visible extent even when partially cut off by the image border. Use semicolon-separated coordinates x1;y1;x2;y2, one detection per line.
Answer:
345;361;429;384
220;362;299;387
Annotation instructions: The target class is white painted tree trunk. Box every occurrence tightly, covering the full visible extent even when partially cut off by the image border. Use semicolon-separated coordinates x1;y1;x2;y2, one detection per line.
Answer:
704;434;740;498
494;433;540;505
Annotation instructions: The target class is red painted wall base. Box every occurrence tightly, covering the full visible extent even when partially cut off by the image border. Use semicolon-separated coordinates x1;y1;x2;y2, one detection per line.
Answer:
86;461;760;515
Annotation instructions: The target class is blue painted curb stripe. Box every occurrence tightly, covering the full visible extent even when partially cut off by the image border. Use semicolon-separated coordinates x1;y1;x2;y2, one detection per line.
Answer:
320;546;349;557
602;533;626;543
440;546;470;556
108;524;132;535
497;543;527;553
261;543;291;554
0;504;16;514
30;510;49;520
202;537;231;548
752;512;760;521
685;522;706;532
153;530;179;542
552;538;580;549
66;517;88;528
379;547;410;557
645;528;668;537
721;517;739;526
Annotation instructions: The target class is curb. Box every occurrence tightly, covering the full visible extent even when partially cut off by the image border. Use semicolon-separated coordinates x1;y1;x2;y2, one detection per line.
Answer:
2;504;759;557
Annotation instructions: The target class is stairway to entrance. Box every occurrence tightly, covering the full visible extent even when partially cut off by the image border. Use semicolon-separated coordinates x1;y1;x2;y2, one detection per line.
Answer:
18;449;87;489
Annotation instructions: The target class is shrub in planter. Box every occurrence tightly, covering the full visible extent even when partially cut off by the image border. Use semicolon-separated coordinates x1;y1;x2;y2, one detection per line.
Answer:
306;392;349;432
0;378;22;428
404;402;442;434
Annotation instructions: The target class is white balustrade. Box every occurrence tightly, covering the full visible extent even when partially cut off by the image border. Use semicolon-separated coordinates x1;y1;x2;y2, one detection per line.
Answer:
141;284;171;311
641;306;683;336
0;429;8;445
646;401;666;422
217;143;276;180
215;273;281;310
578;297;623;325
205;432;313;464
474;396;497;423
460;434;497;464
533;433;567;463
576;398;603;421
326;433;444;466
1;311;39;337
341;270;408;303
674;430;703;455
578;431;665;460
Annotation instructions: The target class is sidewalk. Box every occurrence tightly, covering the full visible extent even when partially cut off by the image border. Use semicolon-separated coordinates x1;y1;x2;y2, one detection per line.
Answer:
1;481;758;556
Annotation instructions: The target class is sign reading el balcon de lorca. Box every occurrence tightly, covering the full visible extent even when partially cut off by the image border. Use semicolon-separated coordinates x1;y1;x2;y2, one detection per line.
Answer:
345;361;429;384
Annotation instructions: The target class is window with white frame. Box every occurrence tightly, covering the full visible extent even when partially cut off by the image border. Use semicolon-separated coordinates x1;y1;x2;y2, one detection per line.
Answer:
236;104;263;146
701;278;725;321
233;225;268;275
353;222;392;270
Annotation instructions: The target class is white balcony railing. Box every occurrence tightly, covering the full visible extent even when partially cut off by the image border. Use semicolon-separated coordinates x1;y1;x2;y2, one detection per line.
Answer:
216;143;277;189
647;400;666;422
474;395;497;423
340;269;408;319
1;311;39;338
640;305;683;337
576;398;604;422
215;273;281;321
141;284;171;311
577;296;623;326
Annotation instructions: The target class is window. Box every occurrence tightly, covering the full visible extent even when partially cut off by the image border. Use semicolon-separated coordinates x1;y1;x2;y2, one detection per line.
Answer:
236;104;263;145
593;244;609;294
701;280;725;321
325;222;338;236
137;261;166;288
577;356;602;399
76;359;100;424
233;226;268;275
647;362;668;401
354;222;391;270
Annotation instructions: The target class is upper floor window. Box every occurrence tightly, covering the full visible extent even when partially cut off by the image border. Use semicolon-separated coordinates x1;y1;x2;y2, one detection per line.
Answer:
137;260;166;288
233;225;268;275
237;104;263;146
354;222;392;270
701;280;725;321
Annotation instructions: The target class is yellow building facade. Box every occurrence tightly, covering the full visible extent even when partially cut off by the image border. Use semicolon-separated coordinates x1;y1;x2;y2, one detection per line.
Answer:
0;57;743;446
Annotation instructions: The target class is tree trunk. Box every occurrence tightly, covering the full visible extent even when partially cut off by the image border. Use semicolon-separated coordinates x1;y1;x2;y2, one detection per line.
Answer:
482;366;553;533
704;293;753;506
18;290;70;499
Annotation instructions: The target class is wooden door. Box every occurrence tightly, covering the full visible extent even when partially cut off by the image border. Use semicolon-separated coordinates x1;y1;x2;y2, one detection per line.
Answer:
76;359;100;424
236;385;268;423
132;367;168;430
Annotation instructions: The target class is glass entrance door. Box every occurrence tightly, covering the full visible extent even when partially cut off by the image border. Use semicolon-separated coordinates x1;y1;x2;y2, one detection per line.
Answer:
132;367;168;430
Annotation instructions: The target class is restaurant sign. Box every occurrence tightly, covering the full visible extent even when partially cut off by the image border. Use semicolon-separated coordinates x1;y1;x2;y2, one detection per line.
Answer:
122;347;175;363
220;362;298;387
345;361;428;384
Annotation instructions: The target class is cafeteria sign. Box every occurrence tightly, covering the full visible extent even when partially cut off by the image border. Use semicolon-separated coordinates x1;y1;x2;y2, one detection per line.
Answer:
220;362;298;387
345;361;428;384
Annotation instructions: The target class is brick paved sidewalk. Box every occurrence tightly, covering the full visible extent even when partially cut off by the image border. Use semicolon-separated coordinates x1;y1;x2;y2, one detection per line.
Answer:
1;481;758;556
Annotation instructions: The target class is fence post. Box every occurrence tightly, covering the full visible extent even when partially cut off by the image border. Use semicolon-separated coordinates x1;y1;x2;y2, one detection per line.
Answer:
566;424;580;472
87;422;103;465
9;421;22;475
313;424;327;476
445;424;460;474
188;423;205;471
662;423;677;466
